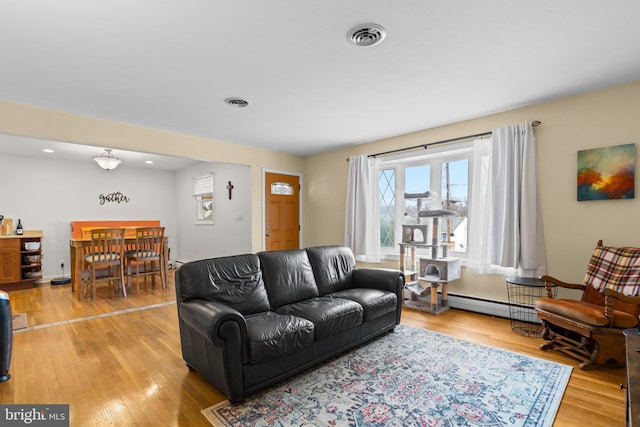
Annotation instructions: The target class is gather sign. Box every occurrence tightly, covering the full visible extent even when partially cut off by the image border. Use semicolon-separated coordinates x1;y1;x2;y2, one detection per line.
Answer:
99;191;130;205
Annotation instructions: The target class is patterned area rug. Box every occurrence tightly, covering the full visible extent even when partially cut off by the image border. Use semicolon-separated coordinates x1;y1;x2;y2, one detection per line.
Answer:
202;324;571;427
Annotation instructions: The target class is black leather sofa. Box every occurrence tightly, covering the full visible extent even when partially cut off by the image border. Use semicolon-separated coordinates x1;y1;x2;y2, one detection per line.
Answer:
175;245;404;402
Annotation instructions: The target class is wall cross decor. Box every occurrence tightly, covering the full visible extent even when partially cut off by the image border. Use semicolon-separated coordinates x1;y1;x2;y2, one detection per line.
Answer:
226;181;234;200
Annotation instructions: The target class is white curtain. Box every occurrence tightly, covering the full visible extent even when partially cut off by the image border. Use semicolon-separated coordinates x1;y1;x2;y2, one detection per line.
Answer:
344;155;381;263
467;122;546;276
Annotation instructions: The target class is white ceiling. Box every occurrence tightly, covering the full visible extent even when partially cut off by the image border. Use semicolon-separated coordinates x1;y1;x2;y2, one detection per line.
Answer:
2;1;640;160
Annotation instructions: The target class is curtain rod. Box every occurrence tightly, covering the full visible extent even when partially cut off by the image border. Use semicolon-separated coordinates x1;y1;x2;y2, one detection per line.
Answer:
346;120;541;161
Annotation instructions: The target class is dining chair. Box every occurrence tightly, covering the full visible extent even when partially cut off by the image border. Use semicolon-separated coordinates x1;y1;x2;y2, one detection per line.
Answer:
125;227;166;294
81;228;126;301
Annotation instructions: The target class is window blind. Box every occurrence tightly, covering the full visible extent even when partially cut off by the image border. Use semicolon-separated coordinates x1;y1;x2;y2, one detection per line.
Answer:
193;174;214;196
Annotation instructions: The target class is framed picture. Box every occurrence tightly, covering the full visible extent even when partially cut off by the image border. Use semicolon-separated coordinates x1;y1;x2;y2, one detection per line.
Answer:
577;143;635;201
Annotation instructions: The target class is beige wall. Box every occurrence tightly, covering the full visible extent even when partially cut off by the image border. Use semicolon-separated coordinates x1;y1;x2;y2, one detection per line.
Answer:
0;101;304;253
3;81;640;303
303;81;640;302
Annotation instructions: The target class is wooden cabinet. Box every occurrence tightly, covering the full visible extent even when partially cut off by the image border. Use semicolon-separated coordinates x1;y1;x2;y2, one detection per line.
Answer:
0;239;21;284
624;329;640;426
0;233;43;291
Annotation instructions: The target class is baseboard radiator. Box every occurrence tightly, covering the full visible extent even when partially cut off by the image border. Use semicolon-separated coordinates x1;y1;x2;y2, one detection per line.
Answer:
446;293;512;319
404;290;540;323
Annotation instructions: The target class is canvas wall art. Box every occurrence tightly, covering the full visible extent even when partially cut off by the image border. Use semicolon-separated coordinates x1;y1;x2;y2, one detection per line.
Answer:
577;143;635;201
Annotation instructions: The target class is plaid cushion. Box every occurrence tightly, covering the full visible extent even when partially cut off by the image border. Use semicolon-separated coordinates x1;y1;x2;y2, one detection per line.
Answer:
584;245;640;296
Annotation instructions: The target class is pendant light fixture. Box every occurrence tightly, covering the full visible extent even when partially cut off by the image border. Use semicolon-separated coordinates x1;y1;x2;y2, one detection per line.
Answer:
93;148;122;171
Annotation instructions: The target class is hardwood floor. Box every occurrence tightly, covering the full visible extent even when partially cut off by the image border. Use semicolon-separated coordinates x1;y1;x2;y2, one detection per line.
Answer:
2;274;626;426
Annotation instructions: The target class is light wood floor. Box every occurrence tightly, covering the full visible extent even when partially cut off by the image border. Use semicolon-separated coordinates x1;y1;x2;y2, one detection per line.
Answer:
1;273;626;426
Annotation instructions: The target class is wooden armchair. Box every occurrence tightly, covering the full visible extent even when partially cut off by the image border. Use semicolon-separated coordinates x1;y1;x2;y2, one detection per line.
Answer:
535;240;640;369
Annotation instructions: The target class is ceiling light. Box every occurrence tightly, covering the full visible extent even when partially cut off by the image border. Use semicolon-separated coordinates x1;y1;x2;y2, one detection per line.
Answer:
42;148;54;153
145;160;154;164
347;23;386;47
93;148;122;171
225;97;251;108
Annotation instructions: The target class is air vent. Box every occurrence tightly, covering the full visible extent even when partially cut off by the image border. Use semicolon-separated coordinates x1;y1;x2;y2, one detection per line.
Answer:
225;97;251;108
347;23;386;47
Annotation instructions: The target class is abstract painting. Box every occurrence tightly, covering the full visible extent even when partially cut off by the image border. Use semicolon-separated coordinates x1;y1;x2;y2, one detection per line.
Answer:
578;143;635;201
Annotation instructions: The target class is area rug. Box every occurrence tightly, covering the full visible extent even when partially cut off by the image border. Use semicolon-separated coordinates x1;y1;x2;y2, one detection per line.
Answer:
202;324;572;427
12;313;27;330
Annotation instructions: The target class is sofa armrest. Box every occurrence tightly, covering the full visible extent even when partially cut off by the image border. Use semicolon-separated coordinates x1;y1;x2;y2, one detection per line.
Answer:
179;299;248;352
353;268;405;294
353;268;404;325
603;288;640;325
177;300;248;400
603;288;640;304
540;275;586;297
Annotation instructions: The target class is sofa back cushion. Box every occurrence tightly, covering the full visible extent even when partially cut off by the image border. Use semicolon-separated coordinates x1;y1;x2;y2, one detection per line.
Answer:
258;249;319;309
176;254;271;315
306;246;355;295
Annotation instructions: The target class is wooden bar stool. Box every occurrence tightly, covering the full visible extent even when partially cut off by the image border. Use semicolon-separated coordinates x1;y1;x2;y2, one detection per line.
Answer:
81;228;126;301
125;227;166;294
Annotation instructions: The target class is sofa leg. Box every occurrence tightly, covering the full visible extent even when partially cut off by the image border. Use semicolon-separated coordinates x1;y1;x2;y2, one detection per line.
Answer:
186;363;196;372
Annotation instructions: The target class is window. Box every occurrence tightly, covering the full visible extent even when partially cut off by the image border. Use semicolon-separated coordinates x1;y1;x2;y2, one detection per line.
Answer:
404;165;431;226
194;174;214;224
271;181;294;195
378;143;472;257
378;169;396;248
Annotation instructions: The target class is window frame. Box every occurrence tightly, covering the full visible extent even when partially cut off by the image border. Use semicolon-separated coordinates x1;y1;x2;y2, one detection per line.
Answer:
378;142;474;259
193;174;215;225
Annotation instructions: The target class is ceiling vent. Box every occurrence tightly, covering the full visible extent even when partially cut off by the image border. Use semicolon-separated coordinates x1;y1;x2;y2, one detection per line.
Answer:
225;97;251;108
347;23;386;47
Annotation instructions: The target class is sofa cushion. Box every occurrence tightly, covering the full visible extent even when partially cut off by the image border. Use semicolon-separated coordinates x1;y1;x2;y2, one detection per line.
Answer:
258;249;319;309
536;298;638;328
177;254;270;315
329;288;397;322
306;246;356;295
276;297;363;340
245;312;315;364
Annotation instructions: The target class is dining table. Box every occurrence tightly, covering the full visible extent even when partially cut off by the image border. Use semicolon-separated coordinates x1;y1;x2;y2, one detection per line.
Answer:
68;220;168;293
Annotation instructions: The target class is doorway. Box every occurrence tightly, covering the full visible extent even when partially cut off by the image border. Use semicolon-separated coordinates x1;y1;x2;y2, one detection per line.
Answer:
263;171;301;251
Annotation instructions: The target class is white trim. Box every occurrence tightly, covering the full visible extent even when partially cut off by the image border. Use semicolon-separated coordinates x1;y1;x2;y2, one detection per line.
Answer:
379;140;474;163
261;168;303;251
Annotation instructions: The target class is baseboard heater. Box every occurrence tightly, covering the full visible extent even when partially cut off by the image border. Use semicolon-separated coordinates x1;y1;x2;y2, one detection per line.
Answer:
445;293;512;319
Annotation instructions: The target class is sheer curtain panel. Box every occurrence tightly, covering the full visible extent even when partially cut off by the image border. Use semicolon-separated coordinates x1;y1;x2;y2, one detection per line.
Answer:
467;122;546;277
344;155;381;263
